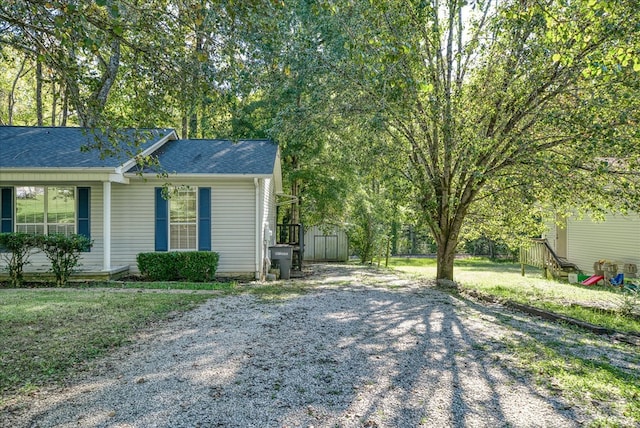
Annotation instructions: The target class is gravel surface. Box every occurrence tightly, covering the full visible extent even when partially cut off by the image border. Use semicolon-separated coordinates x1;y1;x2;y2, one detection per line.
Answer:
2;264;638;427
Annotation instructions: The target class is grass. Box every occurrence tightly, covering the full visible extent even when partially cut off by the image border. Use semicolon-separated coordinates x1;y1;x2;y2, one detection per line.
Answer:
0;289;211;403
389;257;640;334
505;338;640;426
85;280;238;292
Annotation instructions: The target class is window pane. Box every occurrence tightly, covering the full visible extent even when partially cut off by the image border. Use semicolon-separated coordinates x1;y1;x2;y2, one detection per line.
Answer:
16;187;45;224
47;187;75;224
48;224;75;235
17;224;45;234
170;224;196;250
170;188;196;223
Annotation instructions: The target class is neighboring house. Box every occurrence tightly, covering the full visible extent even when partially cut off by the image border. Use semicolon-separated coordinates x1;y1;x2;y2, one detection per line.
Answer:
303;225;349;262
543;212;640;276
0;126;282;279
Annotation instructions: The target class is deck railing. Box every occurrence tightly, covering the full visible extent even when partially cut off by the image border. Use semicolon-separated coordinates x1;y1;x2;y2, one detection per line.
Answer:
520;238;578;278
275;223;304;271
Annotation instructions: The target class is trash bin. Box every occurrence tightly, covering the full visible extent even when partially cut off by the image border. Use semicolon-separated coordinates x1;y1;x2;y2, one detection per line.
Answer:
269;245;292;279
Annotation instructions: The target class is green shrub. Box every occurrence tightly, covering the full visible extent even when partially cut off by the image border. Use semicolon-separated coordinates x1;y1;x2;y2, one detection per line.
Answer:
136;252;181;281
136;251;219;282
0;233;38;287
180;252;219;282
35;234;93;286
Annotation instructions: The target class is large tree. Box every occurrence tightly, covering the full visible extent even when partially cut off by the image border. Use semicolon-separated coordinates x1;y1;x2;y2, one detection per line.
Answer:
311;0;640;280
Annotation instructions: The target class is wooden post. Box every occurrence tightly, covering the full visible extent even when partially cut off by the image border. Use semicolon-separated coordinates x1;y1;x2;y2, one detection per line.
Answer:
521;263;525;277
385;236;390;267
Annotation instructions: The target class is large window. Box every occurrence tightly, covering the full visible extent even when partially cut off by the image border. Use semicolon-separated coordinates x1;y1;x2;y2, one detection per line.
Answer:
15;186;76;235
169;187;197;250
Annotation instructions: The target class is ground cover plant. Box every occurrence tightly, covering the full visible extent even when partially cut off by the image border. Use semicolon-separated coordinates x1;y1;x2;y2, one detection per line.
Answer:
0;290;211;404
87;280;237;292
503;337;640;426
389;257;640;334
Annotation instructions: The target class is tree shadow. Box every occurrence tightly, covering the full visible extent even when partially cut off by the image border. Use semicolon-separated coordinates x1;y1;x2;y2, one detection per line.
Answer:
7;266;625;427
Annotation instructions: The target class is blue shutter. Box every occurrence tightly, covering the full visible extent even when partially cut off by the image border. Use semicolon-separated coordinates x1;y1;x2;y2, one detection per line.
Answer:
1;187;13;233
198;187;211;251
155;187;168;251
77;187;91;251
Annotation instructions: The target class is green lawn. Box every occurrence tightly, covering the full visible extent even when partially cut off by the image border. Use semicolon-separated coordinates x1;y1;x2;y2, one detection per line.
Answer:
86;280;238;292
0;290;211;403
389;257;640;334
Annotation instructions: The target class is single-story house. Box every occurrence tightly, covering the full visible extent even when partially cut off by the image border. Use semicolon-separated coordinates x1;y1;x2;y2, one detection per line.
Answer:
303;224;349;262
543;212;640;276
0;126;282;279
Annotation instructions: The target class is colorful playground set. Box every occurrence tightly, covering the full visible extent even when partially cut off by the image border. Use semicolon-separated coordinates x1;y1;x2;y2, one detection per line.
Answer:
572;260;639;290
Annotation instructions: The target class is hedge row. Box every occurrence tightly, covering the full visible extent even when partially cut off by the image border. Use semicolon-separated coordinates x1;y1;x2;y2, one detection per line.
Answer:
0;232;92;287
136;251;219;282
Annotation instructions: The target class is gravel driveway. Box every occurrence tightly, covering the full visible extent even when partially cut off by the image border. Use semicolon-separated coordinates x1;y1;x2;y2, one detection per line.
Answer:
3;264;637;427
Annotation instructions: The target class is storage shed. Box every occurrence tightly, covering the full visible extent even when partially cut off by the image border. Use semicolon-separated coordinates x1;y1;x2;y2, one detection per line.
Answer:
303;225;349;262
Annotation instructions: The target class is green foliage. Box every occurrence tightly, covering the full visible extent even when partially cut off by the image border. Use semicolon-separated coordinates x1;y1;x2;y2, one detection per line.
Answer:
0;233;38;287
35;234;93;287
136;251;219;282
136;252;179;281
179;251;220;282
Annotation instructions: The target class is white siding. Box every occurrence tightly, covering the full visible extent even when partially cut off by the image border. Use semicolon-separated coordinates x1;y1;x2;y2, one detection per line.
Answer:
258;178;277;278
1;177;266;277
112;179;257;276
212;180;256;275
567;212;640;274
110;182;155;269
0;182;104;269
262;178;276;245
542;216;558;253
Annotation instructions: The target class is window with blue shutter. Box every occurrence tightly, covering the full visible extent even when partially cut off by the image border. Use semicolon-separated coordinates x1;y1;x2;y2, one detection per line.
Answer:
1;187;13;233
155;187;169;251
198;187;211;251
77;187;91;251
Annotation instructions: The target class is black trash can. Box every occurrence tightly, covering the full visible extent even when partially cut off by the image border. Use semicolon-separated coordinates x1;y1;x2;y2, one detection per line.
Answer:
269;245;293;279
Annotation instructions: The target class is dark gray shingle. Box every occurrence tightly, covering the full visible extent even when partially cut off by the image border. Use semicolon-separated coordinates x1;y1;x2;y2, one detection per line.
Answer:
132;139;278;175
0;126;174;168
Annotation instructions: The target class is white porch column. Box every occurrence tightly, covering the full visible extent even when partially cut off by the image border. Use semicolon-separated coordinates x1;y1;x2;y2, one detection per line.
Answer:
103;181;111;271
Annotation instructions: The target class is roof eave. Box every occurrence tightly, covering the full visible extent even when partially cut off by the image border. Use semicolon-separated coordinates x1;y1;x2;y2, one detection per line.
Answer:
116;129;179;173
125;172;274;179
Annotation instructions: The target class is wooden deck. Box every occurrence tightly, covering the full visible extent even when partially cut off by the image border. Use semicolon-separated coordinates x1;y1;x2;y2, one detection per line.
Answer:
520;238;579;279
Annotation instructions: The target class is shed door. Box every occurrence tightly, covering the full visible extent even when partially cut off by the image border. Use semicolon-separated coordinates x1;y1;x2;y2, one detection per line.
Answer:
314;235;338;260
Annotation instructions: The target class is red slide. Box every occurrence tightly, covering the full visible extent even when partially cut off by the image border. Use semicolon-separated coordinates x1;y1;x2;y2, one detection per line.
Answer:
581;275;604;286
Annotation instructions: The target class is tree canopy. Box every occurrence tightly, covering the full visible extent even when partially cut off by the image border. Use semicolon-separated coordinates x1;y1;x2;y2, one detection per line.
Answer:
1;0;638;280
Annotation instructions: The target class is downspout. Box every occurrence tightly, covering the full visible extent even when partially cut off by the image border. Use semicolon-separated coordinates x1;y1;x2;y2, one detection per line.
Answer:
254;178;260;280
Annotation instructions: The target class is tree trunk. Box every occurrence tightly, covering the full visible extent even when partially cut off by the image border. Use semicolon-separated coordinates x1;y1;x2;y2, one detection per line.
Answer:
181;114;188;139
61;86;68;126
36;57;43;126
188;113;198;138
8;57;27;125
51;80;57;126
436;234;457;281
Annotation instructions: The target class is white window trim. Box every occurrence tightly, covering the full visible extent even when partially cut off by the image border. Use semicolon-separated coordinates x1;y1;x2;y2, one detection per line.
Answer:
168;186;198;251
15;185;77;235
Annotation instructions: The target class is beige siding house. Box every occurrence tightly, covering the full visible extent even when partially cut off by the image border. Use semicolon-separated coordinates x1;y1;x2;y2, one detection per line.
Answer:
0;126;282;279
544;212;640;275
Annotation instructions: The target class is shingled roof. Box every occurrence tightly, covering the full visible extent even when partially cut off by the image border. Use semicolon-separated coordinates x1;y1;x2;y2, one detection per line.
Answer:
131;139;279;175
0;126;175;169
